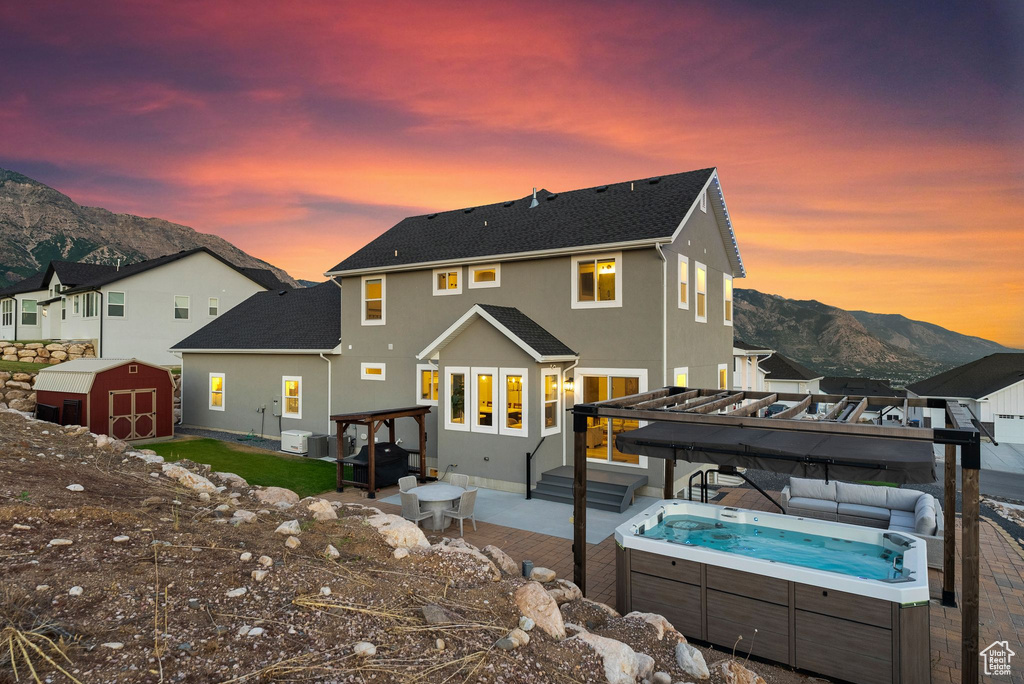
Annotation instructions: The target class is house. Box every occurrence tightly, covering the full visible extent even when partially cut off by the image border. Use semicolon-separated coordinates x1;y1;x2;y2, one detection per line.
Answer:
819;376;908;424
2;248;287;365
177;168;745;502
732;340;773;391
760;352;823;395
907;353;1024;443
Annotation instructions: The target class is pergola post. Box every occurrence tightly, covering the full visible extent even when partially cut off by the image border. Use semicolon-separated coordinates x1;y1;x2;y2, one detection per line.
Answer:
942;419;956;607
335;420;347;492
573;411;587;596
367;420;377;499
387;418;396;443
417;414;427;483
664;457;675;499
961;438;981;684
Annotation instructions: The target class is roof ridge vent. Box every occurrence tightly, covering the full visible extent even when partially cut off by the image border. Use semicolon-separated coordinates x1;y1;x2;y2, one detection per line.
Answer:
529;187;539;208
463;207;474;213
427;213;437;219
503;200;514;207
648;177;661;184
546;193;558;201
595;185;607;193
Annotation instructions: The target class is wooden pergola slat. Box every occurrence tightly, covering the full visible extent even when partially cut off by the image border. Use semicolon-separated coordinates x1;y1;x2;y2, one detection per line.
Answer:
845;397;869;423
727;393;777;417
772;395;812;420
633;389;701;410
684;392;745;414
820;396;849;421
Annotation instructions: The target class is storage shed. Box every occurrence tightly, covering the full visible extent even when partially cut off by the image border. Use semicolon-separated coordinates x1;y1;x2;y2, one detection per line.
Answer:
34;359;175;440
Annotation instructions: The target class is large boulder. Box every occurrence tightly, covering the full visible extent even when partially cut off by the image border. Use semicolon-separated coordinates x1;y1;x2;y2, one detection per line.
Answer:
514;582;565;639
49;350;68;361
4;390;29;402
5;380;32;391
305;498;338;521
431;538;500;581
8;398;36;412
364;512;429;550
67;344;85;355
212;471;248;488
676;641;710;680
11;373;32;383
24;343;43;350
567;627;655;684
254;486;300;506
0;372;10;383
482;544;520;576
546;579;583;606
17;349;36;358
161;463;217;493
624;611;679;641
45;343;64;351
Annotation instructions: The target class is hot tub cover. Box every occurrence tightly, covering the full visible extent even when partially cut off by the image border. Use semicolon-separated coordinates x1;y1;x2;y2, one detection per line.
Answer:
615;422;937;484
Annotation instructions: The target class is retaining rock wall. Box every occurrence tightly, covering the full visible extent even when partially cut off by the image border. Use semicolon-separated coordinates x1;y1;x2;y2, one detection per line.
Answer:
0;370;38;412
0;341;96;365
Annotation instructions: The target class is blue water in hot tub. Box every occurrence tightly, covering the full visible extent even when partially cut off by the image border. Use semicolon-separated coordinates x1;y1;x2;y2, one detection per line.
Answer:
638;514;907;580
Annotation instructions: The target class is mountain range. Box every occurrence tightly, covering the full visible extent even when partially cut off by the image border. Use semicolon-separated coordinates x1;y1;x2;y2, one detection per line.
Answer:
0;168;297;287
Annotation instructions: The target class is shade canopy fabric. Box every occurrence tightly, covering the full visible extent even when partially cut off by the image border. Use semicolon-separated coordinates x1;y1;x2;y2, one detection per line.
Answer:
615;422;937;484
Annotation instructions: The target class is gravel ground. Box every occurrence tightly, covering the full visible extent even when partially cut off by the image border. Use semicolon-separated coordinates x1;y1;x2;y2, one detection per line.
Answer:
174;425;283;452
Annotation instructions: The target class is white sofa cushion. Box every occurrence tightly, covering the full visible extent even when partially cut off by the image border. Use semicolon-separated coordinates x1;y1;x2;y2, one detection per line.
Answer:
789;477;837;501
915;495;937;535
837;502;890;522
787;497;839;515
835;481;889;508
890;510;916;529
886;487;923;512
890;524;916;534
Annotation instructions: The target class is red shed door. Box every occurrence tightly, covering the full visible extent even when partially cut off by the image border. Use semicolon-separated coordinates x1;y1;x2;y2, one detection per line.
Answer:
108;389;157;440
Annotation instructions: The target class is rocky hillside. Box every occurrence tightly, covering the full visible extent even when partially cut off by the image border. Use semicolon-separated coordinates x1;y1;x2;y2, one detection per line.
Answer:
734;289;1018;385
0;168;298;287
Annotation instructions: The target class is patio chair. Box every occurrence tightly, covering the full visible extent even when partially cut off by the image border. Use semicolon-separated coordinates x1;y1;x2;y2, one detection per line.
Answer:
441;488;477;537
450;473;470;489
400;492;432;528
398;475;417;492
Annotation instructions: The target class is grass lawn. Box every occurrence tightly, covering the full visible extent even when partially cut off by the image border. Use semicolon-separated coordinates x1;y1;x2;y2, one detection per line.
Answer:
144;437;348;498
0;360;47;373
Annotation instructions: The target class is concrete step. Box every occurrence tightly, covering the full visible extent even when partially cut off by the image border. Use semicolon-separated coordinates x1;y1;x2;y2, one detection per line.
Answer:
530;483;627;512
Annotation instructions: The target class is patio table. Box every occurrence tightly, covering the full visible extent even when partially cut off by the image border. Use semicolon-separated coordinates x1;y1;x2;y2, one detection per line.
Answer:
409;484;465;530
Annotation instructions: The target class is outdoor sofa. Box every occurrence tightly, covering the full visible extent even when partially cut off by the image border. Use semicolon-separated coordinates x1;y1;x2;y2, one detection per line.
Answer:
780;477;944;569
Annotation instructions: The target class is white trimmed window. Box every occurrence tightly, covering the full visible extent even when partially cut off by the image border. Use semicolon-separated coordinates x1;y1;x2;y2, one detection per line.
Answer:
209;373;225;411
723;274;733;326
20;299;37;326
107;291;125;318
282;376;301;419
542;369;561;436
571;252;621;309
174;295;190;320
700;189;707;213
674;366;689;388
499;368;528;437
695;262;707;323
445;366;470;431
433;268;462;296
1;299;12;327
360;362;386;381
361;275;385;325
468;264;500;289
61;300;66;320
575;368;648;467
85;293;101;319
208;297;219;316
677;254;689;310
472;367;498;434
718;364;729;390
416;364;438;406
73;295;80;316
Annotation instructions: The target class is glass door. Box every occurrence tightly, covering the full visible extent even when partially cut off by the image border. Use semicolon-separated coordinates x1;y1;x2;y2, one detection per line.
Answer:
581;374;641;465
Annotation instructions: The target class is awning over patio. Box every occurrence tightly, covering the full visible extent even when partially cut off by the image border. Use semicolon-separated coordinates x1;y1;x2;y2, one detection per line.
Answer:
614;422;937;484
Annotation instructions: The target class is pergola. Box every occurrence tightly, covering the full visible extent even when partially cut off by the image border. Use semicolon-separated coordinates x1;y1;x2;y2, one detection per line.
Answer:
571;387;982;684
332;406;430;498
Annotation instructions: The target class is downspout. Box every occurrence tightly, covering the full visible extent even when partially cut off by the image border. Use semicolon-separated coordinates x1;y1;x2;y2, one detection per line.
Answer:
319;352;333;434
560;358;580;467
12;297;17;341
655;243;667;386
97;291;103;357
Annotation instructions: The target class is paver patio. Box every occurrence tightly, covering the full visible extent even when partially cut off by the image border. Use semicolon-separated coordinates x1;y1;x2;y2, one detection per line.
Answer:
322;484;1024;683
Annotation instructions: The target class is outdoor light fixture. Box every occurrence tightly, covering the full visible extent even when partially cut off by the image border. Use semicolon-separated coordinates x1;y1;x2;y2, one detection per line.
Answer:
564;377;575;392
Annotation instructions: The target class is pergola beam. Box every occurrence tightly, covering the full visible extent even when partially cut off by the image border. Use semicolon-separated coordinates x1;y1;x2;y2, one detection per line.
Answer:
672;392;730;412
901;398;909;427
820;397;849;421
844;397;868;423
633;389;701;410
772;395;812;420
685;392;745;414
727;393;778;417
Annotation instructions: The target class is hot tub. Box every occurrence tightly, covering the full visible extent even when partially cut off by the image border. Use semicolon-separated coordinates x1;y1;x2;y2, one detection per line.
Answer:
614;501;930;684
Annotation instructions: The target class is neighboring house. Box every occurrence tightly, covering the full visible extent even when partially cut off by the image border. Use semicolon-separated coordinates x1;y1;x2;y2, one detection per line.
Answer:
760;352;823;395
1;249;286;365
819;376;908;424
171;282;341;436
732;340;773;391
907;353;1024;443
178;167;746;499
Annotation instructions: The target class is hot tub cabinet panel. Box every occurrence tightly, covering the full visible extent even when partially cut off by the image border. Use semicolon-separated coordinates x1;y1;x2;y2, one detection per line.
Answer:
615;502;931;684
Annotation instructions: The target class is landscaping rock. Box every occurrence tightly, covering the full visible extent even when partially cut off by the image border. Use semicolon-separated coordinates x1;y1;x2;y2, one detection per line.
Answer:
483;544;519;576
247;627;264;637
161;464;216;493
258;555;273;567
432;538;500;580
251;570;269;582
717;659;765;684
422;604;452;625
625;611;678;640
48;538;73;547
353;641;376;657
275;520;301;536
393;547;409;560
676;641;710;680
514;582;565;639
226;587;247;598
212;471;248;488
113;535;130;543
546;578;583;605
232;510;257;523
569;628;655;684
507;627;530;648
255;486;299;506
519;616;535;632
365;512;429;549
305;498;338;521
65;484;84;492
651;671;672;684
325;544;340;559
530;566;556;582
68;586;83;596
239;552;252;562
285;535;301;549
101;642;124;650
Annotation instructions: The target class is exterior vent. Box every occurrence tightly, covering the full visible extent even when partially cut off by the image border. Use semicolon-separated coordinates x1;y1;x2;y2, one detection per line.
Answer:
595;185;608;193
464;207;474;213
529;188;539;208
427;213;437;219
648;177;661;184
503;201;514;207
546;193;558;201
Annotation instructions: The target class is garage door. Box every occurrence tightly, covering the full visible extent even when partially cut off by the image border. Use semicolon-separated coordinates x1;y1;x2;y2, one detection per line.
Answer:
995;415;1024;444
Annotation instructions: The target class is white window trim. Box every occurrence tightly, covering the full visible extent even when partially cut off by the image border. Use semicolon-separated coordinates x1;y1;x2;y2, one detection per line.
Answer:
570;252;622;309
572;367;649;468
718;363;729;390
432;267;463;296
673;366;689;388
107;291;126;319
282;376;302;419
20;299;38;326
361;274;386;326
499;367;529;438
694;262;707;323
1;299;13;327
541;368;561;437
416;363;439;406
723;274;733;327
472;366;498;434
445;366;470;432
468;263;501;289
677;254;689;310
174;295;190;320
72;295;80;316
209;372;225;411
700;189;707;213
360;362;386;381
208;297;219;317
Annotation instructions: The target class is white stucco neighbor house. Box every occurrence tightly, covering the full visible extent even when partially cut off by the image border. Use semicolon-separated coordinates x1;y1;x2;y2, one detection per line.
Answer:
908;353;1024;444
760;352;823;395
732;339;773;391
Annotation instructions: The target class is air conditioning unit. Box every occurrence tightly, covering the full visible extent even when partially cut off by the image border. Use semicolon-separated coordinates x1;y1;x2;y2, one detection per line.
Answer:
281;430;313;454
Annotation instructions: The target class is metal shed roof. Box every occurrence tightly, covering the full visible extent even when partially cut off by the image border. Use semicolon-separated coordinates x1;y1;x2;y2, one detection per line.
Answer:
33;359;164;394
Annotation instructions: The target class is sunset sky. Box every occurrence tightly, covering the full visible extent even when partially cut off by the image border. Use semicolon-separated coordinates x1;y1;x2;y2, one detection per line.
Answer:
1;1;1022;345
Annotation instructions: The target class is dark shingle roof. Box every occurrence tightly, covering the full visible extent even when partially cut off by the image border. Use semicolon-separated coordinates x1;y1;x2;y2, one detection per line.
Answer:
760;353;822;381
45;261;118;288
906;353;1024;399
820;377;904;398
0;271;46;297
172;282;340;351
478;304;576;357
239;267;292;291
329;169;743;275
733;339;773;353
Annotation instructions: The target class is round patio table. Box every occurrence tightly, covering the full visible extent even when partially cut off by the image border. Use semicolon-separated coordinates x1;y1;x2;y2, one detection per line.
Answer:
409;484;465;531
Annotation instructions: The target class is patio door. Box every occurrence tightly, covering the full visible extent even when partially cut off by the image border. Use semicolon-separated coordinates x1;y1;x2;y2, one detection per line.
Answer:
575;369;647;467
109;389;157;440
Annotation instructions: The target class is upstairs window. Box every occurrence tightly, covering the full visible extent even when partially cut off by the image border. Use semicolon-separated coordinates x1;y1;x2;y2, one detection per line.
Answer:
718;364;729;390
209;373;225;410
282;376;301;418
360;362;386;381
1;299;12;327
107;291;125;318
695;262;707;322
208;297;219;316
723;275;733;326
678;254;689;310
468;264;500;289
571;253;621;308
174;295;190;320
433;268;461;296
417;364;439;406
362;275;385;325
674;367;689;387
